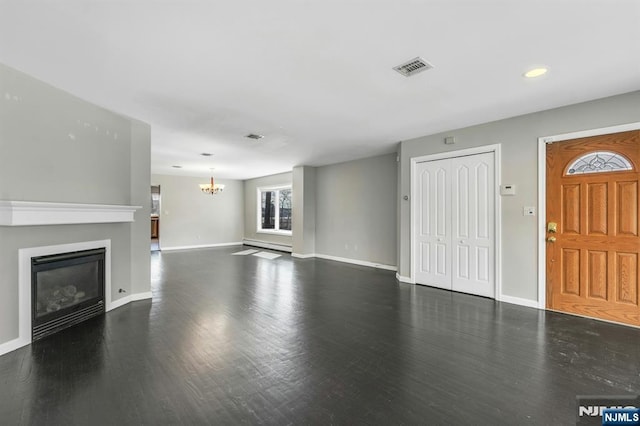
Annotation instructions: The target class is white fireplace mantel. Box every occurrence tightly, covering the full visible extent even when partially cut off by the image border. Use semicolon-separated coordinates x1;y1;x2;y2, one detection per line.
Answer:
0;201;142;226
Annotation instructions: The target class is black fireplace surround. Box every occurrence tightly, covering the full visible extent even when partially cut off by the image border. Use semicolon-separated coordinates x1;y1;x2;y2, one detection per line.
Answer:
31;248;106;341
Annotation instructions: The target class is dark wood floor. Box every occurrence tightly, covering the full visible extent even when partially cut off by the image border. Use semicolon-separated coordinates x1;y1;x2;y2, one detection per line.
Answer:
1;246;640;425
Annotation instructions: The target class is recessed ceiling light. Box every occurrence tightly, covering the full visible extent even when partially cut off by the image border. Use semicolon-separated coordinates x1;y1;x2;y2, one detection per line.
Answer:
524;67;549;78
245;133;264;140
171;165;182;168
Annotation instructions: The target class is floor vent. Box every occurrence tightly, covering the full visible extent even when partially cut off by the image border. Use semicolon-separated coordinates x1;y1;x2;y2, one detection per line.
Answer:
393;57;433;77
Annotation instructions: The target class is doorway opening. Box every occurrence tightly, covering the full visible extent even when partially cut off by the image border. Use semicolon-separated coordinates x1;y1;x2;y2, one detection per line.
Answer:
151;185;161;252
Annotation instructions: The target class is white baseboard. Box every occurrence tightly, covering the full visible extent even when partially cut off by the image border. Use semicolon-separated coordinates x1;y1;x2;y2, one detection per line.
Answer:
291;252;316;259
396;273;415;284
290;252;397;271
314;253;397;271
131;291;153;301
242;239;293;253
162;242;242;251
108;291;153;311
108;295;131;311
0;336;28;357
499;294;540;309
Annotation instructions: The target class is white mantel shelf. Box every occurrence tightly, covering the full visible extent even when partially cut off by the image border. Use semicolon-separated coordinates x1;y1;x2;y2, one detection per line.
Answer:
0;201;142;226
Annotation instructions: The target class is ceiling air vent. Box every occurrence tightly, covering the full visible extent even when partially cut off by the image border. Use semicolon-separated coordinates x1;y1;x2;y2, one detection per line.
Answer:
245;133;264;140
393;57;433;77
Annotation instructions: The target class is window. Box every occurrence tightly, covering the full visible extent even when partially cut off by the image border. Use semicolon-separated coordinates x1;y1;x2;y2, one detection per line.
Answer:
566;151;633;175
258;186;292;234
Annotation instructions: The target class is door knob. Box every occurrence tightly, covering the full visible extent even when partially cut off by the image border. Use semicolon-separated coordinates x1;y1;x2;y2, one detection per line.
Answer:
547;236;556;243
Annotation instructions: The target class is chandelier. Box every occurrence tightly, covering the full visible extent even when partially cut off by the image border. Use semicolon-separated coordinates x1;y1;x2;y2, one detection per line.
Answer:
199;175;225;195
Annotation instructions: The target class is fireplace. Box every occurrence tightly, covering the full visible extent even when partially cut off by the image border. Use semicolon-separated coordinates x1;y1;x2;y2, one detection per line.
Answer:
31;248;106;341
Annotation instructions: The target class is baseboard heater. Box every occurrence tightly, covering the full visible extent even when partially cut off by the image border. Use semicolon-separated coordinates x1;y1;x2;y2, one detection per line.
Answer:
242;239;292;253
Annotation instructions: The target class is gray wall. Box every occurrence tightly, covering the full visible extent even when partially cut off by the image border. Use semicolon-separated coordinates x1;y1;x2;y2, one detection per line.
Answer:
0;63;151;345
399;90;640;302
243;171;293;247
150;174;244;248
292;166;316;255
315;153;397;266
130;121;151;294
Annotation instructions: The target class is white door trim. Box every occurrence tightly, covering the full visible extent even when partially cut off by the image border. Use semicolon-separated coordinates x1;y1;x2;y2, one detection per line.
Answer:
410;144;502;299
537;122;640;309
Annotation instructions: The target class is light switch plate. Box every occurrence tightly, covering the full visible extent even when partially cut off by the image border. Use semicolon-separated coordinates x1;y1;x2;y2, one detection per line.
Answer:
500;184;516;196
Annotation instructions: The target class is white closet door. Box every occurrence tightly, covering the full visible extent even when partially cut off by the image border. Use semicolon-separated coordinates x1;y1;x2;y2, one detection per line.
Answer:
414;158;452;290
451;152;495;298
414;151;495;298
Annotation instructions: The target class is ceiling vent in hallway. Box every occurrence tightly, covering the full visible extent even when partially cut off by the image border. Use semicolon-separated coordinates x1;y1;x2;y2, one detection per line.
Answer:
245;133;264;140
393;57;433;77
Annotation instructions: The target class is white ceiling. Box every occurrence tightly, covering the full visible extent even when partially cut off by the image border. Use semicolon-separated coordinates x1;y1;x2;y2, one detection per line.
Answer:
1;1;639;180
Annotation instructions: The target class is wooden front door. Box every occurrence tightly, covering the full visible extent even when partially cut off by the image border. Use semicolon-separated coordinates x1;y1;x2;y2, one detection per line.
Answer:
546;130;640;326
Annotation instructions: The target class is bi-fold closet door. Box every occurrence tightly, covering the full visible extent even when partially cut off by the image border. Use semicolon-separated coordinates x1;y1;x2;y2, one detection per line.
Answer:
414;152;495;298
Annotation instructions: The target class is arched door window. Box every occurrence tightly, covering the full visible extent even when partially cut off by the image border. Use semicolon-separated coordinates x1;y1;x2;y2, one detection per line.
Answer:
565;151;633;175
